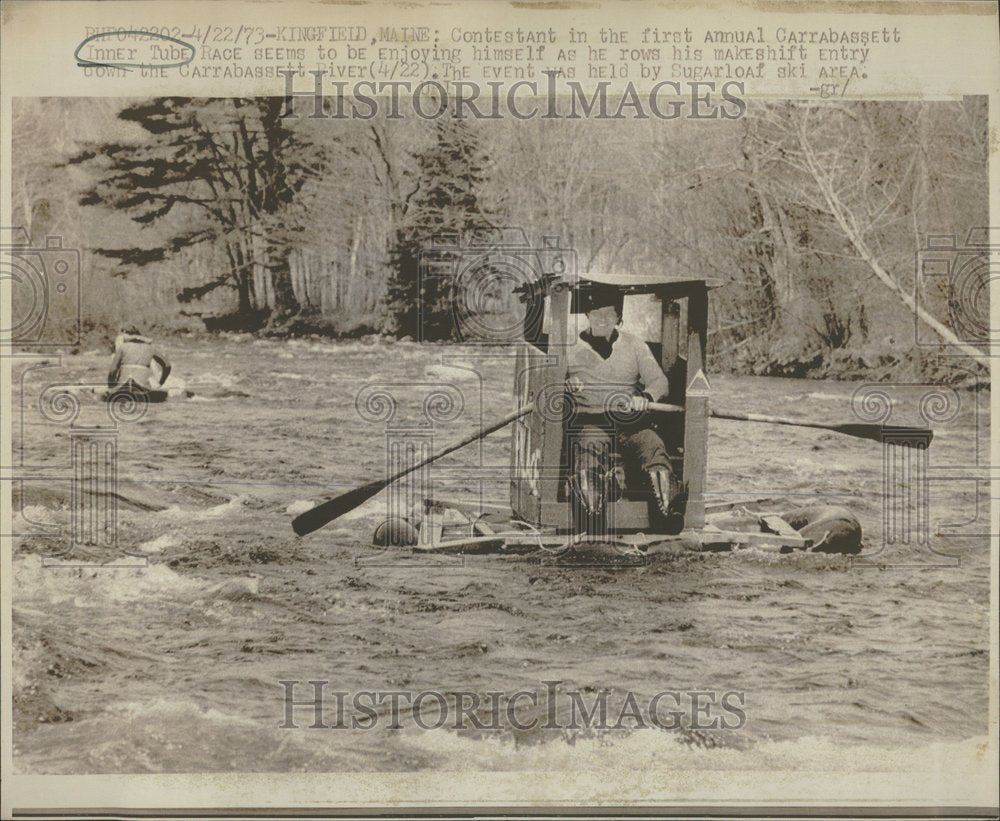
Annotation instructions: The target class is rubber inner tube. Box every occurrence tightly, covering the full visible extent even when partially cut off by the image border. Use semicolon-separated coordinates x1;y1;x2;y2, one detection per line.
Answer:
780;505;863;554
372;516;419;547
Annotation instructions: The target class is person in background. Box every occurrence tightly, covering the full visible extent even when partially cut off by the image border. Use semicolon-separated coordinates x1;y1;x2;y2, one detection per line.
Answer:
565;286;683;532
108;326;171;392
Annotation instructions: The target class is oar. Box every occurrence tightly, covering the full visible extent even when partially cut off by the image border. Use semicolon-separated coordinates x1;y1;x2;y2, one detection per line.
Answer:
681;407;934;445
293;399;931;536
291;404;533;536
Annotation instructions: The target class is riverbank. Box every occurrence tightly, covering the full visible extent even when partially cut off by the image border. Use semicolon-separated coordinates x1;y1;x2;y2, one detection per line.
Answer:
45;317;990;391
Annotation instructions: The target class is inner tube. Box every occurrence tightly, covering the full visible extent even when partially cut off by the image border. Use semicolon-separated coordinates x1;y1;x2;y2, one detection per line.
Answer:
372;516;419;547
104;379;169;404
780;505;863;554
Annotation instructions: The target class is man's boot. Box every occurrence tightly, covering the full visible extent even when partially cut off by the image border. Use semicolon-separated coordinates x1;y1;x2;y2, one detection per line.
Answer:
569;466;608;533
605;463;625;504
569;467;598;516
648;467;684;534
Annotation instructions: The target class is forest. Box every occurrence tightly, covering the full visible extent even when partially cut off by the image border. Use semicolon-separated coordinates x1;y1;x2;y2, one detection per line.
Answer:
10;95;990;384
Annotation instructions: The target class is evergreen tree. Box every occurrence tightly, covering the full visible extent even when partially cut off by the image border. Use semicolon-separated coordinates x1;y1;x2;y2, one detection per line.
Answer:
388;116;492;340
70;97;324;323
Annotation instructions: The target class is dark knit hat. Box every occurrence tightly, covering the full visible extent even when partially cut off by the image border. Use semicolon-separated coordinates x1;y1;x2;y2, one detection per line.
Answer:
579;285;624;316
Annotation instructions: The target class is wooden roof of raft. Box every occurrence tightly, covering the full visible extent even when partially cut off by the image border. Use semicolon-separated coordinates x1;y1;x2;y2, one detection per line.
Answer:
574;271;724;296
515;272;723;305
516;272;723;307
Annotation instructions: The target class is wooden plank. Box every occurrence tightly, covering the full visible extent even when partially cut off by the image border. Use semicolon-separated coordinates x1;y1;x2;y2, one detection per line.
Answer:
704;497;785;514
417;535;506;553
537;286;571;521
661;300;680;373
682;284;710;530
759;514;800;538
509;343;526;516
427;496;511;513
687;285;708;375
511;342;547;525
473;518;496;536
501;535;575;548
692;528;808;549
682;369;710;529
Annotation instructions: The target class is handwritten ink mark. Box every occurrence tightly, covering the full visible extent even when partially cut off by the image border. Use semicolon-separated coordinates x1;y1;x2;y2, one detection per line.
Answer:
74;30;196;72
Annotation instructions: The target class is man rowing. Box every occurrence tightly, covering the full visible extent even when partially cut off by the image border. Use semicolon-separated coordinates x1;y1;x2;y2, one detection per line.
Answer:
107;326;171;394
565;286;683;532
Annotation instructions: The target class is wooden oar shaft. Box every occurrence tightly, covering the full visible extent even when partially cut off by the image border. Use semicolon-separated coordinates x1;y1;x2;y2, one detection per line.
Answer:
648;402;686;413
384;404;532;489
711;410;832;431
706;409;932;444
652;403;849;432
292;403;534;535
651;402;931;444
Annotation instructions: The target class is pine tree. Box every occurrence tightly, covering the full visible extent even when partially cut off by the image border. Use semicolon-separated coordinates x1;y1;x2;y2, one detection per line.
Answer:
388;116;492;340
70;97;325;324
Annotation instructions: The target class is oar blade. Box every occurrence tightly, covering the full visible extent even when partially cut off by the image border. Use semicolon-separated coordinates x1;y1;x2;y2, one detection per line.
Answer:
834;423;935;445
292;479;386;536
882;425;935;446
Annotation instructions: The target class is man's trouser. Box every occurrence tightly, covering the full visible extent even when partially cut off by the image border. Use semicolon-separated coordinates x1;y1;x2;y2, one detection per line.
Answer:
567;413;680;532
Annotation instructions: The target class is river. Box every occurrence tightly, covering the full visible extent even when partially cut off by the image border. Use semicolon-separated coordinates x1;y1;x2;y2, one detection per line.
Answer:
9;335;992;775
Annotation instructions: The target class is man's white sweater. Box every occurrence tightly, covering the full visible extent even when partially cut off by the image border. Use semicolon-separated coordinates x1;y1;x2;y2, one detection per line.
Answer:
565;330;670;416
